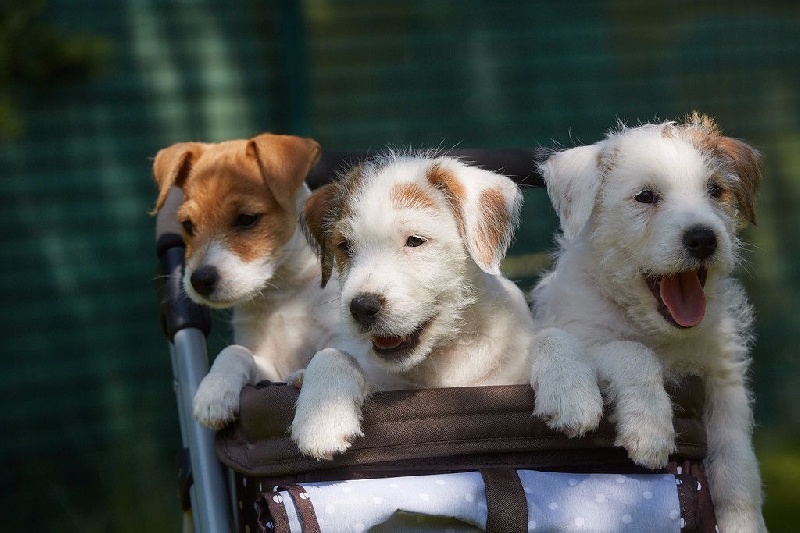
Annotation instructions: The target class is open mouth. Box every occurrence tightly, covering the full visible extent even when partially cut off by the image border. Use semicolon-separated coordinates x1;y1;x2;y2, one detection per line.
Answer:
645;268;708;329
370;318;433;360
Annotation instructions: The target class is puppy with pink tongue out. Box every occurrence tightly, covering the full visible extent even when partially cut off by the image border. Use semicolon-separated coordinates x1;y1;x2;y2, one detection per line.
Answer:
531;113;766;532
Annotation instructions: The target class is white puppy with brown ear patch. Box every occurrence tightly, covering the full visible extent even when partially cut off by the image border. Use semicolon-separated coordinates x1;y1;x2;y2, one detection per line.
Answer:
291;152;601;460
532;113;766;532
152;134;339;430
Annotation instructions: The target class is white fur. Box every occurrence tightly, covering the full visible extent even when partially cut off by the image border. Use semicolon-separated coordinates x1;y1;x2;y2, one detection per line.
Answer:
291;154;595;459
192;187;340;429
532;121;765;531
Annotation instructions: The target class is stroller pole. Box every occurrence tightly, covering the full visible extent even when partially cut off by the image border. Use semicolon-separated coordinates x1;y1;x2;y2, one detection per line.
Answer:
157;187;232;533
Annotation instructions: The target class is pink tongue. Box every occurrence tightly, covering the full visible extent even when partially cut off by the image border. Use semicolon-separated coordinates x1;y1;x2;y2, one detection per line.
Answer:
660;272;706;327
373;335;404;350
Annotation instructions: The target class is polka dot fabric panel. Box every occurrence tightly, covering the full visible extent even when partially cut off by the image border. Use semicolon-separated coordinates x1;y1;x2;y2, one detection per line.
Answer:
260;470;688;532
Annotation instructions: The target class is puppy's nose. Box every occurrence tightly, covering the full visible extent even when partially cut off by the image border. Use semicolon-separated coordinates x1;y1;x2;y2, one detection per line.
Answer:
683;225;717;260
350;293;384;327
190;266;218;297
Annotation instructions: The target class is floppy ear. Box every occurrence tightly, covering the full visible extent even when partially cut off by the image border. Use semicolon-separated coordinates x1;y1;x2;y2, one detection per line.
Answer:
151;142;206;213
713;137;763;225
303;183;339;287
538;144;603;240
247;134;322;212
427;159;522;274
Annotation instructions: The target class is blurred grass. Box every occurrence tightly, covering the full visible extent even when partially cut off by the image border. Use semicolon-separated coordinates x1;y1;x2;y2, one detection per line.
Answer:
758;432;800;532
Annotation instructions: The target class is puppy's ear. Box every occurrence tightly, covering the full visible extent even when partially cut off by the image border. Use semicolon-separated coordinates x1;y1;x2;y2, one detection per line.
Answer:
151;142;206;214
428;160;522;274
303;183;338;287
714;137;763;225
539;144;602;239
247;134;322;212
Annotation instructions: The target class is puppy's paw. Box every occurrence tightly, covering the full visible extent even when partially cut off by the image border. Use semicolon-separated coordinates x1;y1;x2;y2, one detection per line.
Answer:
193;374;241;430
534;378;603;438
615;416;676;469
285;369;304;389
291;399;364;460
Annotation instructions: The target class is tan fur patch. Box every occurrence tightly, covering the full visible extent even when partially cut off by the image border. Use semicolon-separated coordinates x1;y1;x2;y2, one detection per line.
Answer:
390;182;438;211
475;188;510;267
680;113;762;225
180;162;293;264
427;163;467;237
304;183;340;286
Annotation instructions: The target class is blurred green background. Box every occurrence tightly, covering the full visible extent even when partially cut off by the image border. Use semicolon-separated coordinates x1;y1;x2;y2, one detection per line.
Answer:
1;1;798;531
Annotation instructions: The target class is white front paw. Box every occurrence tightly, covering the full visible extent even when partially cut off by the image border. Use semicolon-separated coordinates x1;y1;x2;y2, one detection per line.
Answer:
193;374;241;430
291;399;363;460
615;414;675;469
534;377;603;438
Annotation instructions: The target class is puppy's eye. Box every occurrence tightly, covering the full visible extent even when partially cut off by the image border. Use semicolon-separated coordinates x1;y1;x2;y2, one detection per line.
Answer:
708;182;724;199
234;213;261;229
634;189;658;204
405;235;427;248
181;219;194;237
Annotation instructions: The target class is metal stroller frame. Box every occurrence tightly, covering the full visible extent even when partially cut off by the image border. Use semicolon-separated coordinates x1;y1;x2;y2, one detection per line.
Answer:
155;149;548;533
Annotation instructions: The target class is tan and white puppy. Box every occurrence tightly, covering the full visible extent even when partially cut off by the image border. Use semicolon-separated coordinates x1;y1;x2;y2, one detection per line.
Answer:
290;152;600;460
152;133;339;429
532;113;765;532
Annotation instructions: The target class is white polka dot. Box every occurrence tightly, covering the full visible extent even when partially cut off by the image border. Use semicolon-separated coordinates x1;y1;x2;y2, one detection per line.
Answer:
325;504;336;515
670;510;681;520
681;518;686;528
642;490;653;499
549;502;559;510
677;466;683;474
622;514;632;524
419;493;430;501
299;492;309;500
568;478;579;486
465;493;475;503
528;520;537;530
595;493;606;503
272;495;283;504
575;517;586;527
353;523;365;533
372;496;383;504
697;481;702;491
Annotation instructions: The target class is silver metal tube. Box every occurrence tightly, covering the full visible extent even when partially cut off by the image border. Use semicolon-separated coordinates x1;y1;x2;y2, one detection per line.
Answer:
171;328;232;533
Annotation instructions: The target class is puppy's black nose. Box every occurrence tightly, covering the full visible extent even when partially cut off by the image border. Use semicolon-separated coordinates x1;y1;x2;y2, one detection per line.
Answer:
350;293;384;327
683;225;717;260
190;266;218;297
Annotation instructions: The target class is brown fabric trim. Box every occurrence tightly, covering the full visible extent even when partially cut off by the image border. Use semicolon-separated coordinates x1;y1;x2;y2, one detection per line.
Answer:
666;459;718;532
480;468;527;533
283;485;321;533
258;487;290;533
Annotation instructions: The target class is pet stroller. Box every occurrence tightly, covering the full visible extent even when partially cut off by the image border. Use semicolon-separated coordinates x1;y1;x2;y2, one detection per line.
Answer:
156;149;717;533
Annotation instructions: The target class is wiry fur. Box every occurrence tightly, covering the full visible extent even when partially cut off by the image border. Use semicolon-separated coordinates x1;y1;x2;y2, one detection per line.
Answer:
532;113;766;532
291;152;594;459
152;133;339;429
